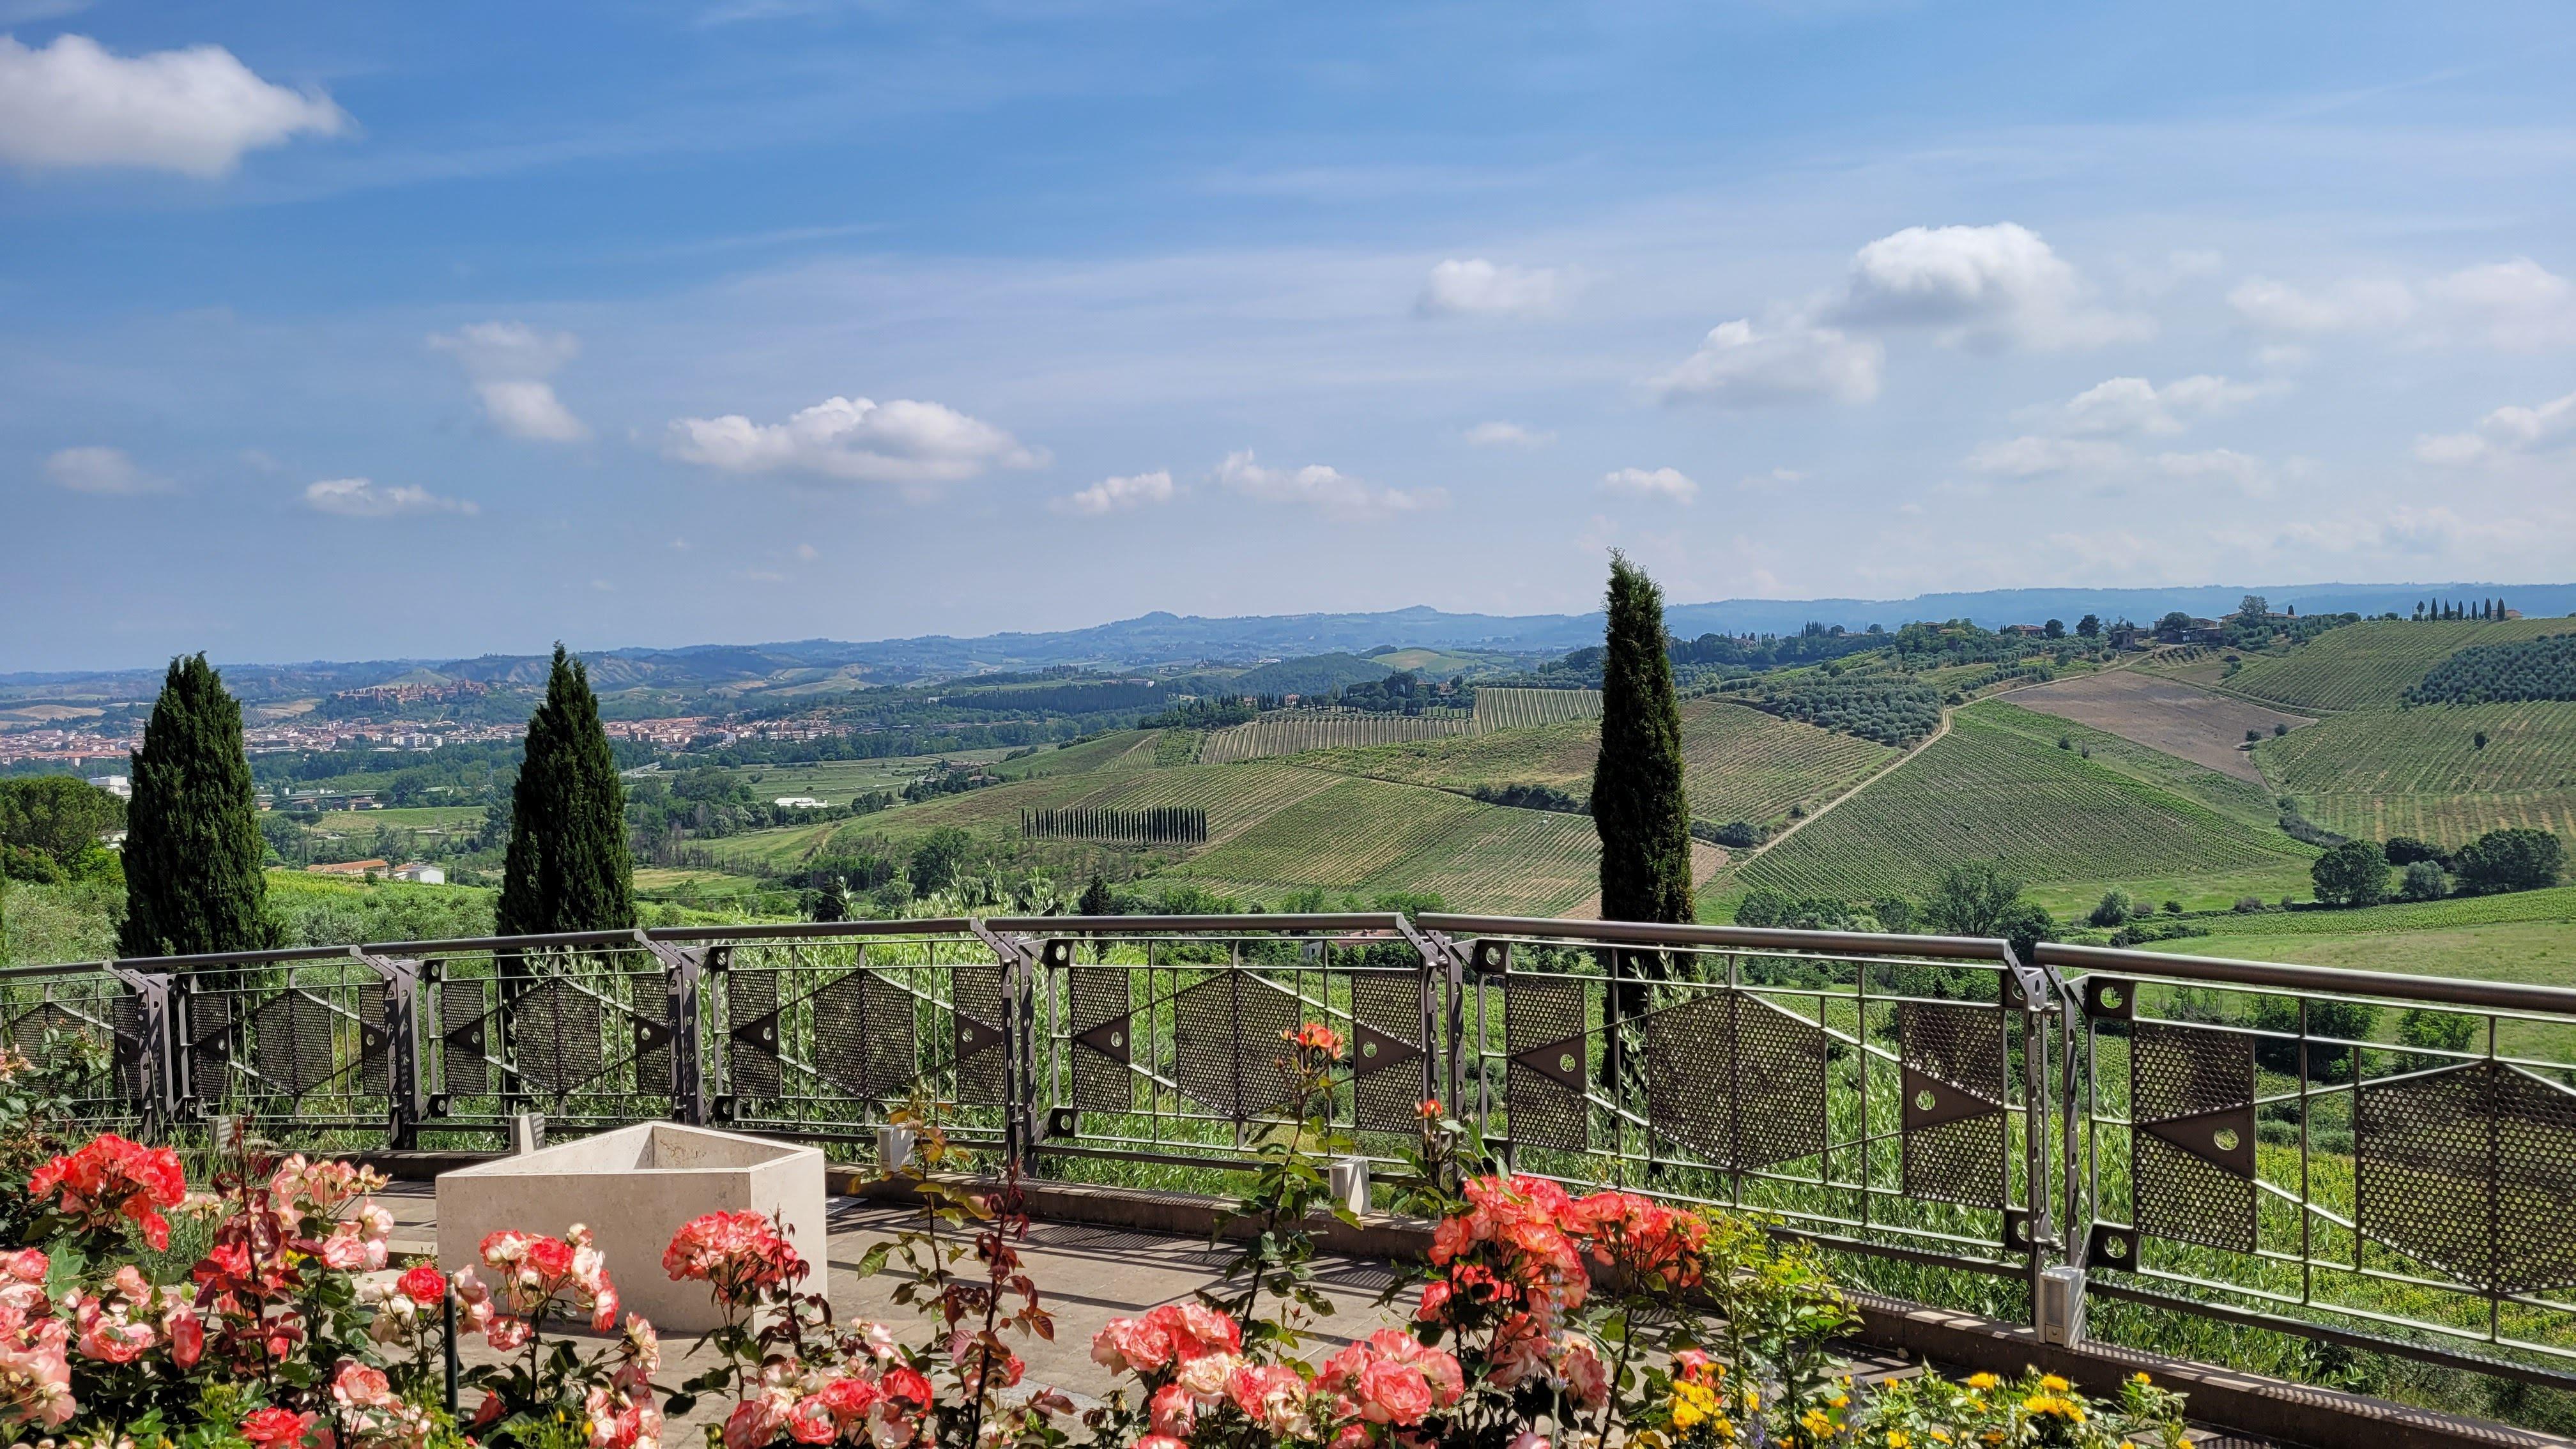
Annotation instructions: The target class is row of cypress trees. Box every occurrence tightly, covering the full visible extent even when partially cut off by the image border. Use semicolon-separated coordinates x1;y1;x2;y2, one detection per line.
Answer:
116;643;634;958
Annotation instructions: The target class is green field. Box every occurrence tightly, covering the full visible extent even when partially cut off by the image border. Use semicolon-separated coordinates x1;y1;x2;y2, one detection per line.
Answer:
296;806;484;833
2221;618;2570;712
2253;701;2576;848
2138;887;2576;985
706;747;1022;799
1731;699;2315;901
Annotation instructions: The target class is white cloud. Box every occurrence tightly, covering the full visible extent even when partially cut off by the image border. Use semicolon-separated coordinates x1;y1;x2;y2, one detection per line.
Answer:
2057;374;2280;436
2415;388;2576;466
428;322;588;443
1416;259;1565;318
1215;450;1440;519
1963;436;2131;479
1054;469;1176;516
2227;275;2418;335
1834;223;2150;349
42;445;169;495
302;477;477;518
1655;318;1882;406
0;33;346;177
2150;448;2293;497
666;395;1042;488
2424;258;2576;351
1462;420;1554;448
1602;466;1696;502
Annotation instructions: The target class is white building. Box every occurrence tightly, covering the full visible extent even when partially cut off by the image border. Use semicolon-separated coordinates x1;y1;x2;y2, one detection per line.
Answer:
389;861;447;885
86;774;132;799
774;796;831;809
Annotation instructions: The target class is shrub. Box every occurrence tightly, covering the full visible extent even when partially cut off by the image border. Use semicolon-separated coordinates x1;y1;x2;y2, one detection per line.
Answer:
2233;896;2266;913
2399;859;2449;901
2251;994;2380;1079
2450;827;2564;894
2087;890;2134;928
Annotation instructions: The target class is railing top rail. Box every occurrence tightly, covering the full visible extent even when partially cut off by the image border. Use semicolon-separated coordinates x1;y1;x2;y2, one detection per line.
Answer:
1416;913;2014;963
983;912;1409;934
0;958;127;983
2038;940;2576;1015
107;943;363;971
645;918;977;945
345;929;648;958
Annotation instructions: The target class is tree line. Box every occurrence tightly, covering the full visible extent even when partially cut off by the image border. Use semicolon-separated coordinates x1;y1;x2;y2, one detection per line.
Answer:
1021;805;1208;846
2405;633;2576;705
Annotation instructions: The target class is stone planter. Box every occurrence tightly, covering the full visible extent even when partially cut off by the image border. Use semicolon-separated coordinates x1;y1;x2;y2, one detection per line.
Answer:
436;1122;826;1333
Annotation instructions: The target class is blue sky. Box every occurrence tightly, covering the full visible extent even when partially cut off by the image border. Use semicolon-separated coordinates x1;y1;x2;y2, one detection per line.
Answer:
4;1;2574;671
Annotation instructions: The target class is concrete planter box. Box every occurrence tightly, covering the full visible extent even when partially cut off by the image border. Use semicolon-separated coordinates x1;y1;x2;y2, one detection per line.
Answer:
436;1123;825;1333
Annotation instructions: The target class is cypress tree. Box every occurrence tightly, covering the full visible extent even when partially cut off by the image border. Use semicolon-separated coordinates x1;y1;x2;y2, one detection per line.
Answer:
1591;553;1694;924
120;654;273;958
498;645;636;937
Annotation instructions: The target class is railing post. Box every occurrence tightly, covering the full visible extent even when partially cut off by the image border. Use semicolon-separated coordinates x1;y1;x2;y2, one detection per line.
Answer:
970;922;1041;1174
2005;942;2085;1344
645;940;709;1126
361;954;427;1150
1395;919;1463;1120
107;967;178;1137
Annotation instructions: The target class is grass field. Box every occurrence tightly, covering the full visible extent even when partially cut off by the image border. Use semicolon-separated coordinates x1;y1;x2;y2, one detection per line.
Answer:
302;806;484;832
1731;699;2315;901
1147;776;1606;913
2137;887;2576;985
2222;619;2572;712
707;748;1022;800
2011;670;2311;782
1469;687;1602;731
2255;701;2576;848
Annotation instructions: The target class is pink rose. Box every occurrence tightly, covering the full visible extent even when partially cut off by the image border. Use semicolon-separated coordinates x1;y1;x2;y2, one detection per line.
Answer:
1150;1384;1197;1437
723;1399;783;1449
1356;1360;1434;1426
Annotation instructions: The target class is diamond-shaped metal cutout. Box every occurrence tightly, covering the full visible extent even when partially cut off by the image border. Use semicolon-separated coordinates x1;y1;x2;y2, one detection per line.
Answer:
1647;992;1827;1172
1170;971;1301;1120
1505;973;1587;1152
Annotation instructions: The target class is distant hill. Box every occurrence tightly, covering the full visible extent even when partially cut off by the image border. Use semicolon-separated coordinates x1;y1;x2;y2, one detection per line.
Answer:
1222;653;1395;697
9;582;2573;703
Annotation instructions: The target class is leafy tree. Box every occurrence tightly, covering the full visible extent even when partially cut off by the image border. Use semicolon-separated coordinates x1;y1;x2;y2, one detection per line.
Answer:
121;654;273;958
2310;839;2390;907
1920;862;2053;958
2043;618;2066;639
2398;860;2449;901
2450;828;2563;894
2382;836;2442;866
2251;994;2379;1079
2076;614;2101;638
1591;553;1693;926
905;827;976;896
806;878;851;923
2087;890;2133;928
2398;1006;2476;1055
2239;594;2269;619
0;778;125;868
2156;610;2196;634
496;645;636;935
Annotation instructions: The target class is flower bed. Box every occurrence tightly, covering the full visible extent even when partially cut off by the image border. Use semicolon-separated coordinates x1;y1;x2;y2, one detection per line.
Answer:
0;1031;2191;1449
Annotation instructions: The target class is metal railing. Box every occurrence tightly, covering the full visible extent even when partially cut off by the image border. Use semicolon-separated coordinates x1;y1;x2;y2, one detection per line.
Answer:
13;914;2576;1387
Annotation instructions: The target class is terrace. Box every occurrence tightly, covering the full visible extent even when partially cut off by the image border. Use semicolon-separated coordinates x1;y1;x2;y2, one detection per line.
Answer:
16;912;2576;1447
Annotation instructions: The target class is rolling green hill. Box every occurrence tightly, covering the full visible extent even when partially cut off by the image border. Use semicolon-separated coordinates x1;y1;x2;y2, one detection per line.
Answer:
1731;698;2315;902
2254;701;2576;849
2221;618;2570;712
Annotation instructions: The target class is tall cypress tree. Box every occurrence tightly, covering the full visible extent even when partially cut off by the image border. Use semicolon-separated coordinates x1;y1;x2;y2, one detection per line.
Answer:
121;654;272;958
1591;553;1694;924
497;645;636;937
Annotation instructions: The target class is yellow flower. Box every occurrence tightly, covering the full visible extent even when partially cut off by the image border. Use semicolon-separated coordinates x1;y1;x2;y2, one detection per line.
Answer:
2023;1394;2087;1423
1829;1393;1850;1409
2130;1372;2151;1384
1965;1373;1998;1391
1886;1433;1910;1448
1671;1381;1719;1430
2039;1374;2072;1393
1802;1409;1836;1436
1930;1434;1952;1445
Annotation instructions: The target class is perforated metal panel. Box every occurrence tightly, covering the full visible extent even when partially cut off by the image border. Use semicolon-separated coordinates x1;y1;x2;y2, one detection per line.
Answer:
951;963;1009;1106
629;975;673;1096
1648;992;1827;1172
813;970;916;1100
1350;971;1429;1133
1900;1000;2007;1208
441;978;490;1095
1170;970;1302;1120
252;990;335;1099
1506;974;1588;1153
512;977;602;1096
2358;1061;2576;1294
185;991;231;1098
727;970;781;1096
2129;1021;2257;1253
1067;967;1133;1113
